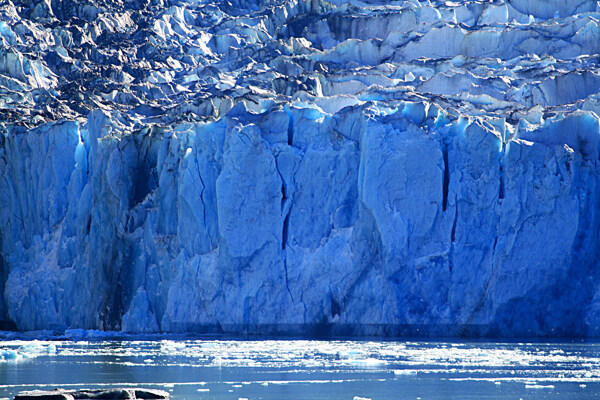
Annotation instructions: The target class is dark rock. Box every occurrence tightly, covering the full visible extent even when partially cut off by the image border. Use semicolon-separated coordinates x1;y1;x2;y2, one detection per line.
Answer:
131;391;169;400
15;390;74;400
71;389;135;399
14;389;169;400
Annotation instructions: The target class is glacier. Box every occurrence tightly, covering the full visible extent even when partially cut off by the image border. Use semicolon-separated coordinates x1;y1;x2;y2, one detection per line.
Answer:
0;0;600;337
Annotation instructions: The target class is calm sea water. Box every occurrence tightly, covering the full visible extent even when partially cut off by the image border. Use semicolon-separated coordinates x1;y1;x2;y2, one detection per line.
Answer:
1;336;599;399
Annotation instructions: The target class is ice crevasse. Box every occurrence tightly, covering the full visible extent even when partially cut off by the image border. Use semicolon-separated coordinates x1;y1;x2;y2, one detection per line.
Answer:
0;0;600;337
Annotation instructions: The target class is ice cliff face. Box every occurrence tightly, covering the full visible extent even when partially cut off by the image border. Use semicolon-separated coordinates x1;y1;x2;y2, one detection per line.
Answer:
1;0;600;337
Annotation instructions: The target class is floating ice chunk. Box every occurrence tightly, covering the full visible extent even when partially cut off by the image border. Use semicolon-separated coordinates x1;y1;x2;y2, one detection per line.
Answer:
393;369;417;375
525;384;555;389
350;357;387;366
343;350;365;359
0;350;21;361
18;342;56;355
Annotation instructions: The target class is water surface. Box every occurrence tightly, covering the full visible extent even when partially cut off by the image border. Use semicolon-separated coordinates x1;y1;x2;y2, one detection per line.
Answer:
1;337;599;399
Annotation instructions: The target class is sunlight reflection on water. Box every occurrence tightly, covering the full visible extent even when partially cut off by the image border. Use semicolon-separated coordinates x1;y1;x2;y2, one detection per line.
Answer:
1;338;600;399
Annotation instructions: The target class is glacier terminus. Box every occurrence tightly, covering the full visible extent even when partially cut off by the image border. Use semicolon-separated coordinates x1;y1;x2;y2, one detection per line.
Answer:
0;0;600;337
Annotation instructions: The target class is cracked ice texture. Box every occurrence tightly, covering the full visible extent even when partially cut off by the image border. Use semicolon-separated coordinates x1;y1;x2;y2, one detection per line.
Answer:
0;0;600;337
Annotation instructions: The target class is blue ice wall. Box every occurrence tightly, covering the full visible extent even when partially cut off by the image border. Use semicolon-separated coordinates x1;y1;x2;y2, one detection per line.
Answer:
1;104;599;336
